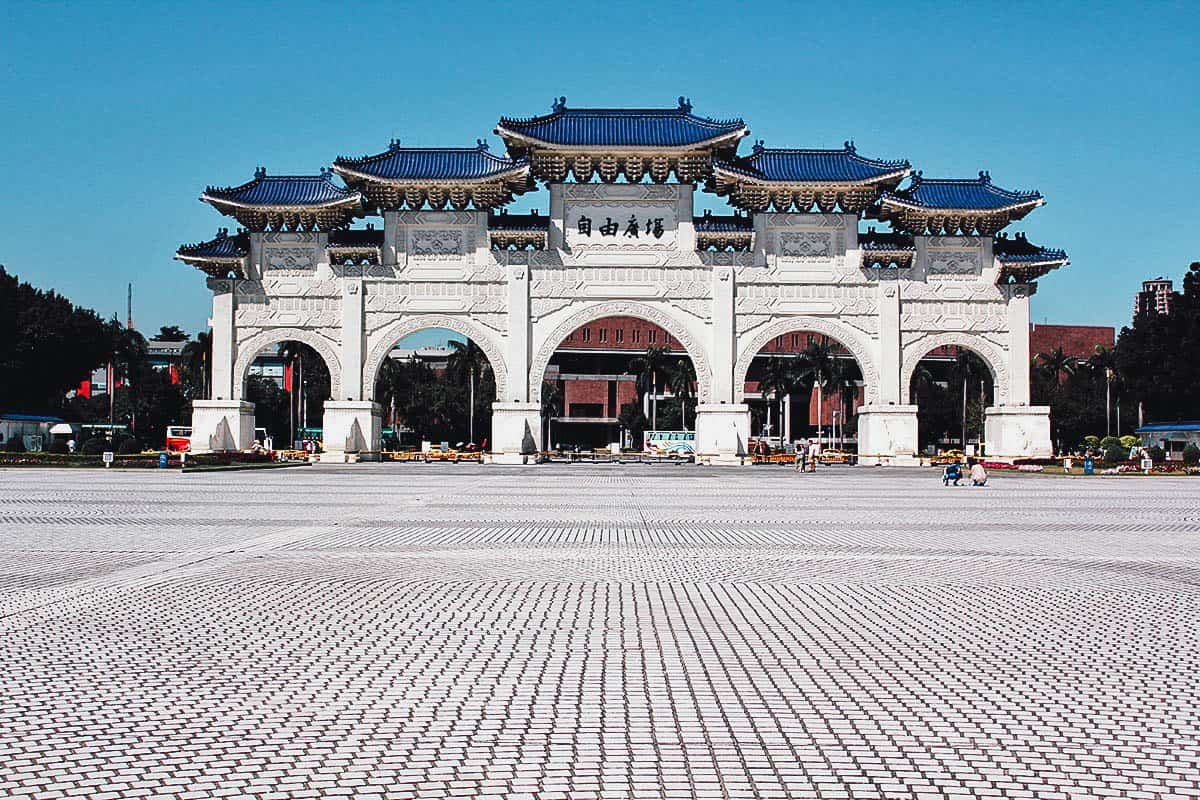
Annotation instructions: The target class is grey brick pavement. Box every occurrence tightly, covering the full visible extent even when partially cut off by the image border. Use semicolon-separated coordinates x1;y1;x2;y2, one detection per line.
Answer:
0;465;1198;799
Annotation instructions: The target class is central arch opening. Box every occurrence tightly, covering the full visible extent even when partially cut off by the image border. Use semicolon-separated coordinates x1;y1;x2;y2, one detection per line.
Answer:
370;328;498;452
538;315;700;453
908;345;995;454
743;330;865;452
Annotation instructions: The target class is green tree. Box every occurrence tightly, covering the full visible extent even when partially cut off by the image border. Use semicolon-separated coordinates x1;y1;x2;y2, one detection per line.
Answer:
181;331;212;400
617;401;649;450
446;339;491;445
667;357;697;430
757;355;800;440
152;325;189;342
799;338;838;442
540;380;563;449
628;346;671;431
0;266;112;413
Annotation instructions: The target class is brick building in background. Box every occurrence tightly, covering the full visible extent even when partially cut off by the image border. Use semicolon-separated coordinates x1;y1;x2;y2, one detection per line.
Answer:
544;316;1116;449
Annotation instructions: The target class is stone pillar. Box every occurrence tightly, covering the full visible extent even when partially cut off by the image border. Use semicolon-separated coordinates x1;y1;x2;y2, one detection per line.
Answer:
383;211;400;267
710;265;736;403
877;279;903;405
783;393;792;443
984;406;1052;461
321;400;382;463
491;402;541;464
857;404;920;466
856;277;918;464
504;263;530;403
981;284;1052;460
341;274;365;402
547;184;565;250
190;279;255;453
695;403;751;465
1006;285;1033;406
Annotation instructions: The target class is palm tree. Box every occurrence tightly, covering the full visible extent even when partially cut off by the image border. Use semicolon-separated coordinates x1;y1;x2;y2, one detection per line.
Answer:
952;350;984;450
828;357;861;449
1089;345;1119;437
1038;346;1077;384
667;357;697;430
182;331;212;399
800;338;837;444
629;346;671;431
447;339;490;445
757;355;798;440
540;380;563;449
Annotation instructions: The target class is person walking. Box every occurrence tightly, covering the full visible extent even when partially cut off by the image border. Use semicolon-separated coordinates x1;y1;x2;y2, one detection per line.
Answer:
795;440;806;472
808;439;820;472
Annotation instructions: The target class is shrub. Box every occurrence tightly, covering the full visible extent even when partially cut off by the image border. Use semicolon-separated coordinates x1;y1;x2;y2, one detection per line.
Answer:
1082;435;1101;451
1099;435;1122;453
117;438;143;455
80;437;108;455
1147;445;1166;463
4;437;26;453
1119;435;1139;450
1102;445;1125;465
1184;444;1200;466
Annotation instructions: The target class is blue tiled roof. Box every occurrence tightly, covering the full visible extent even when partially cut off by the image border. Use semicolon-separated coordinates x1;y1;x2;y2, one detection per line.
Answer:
334;141;527;182
497;97;746;148
716;142;909;183
694;211;753;232
202;168;361;207
1137;422;1200;432
489;210;549;231
328;228;384;247
884;172;1042;211
859;228;914;251
176;229;249;259
993;233;1066;264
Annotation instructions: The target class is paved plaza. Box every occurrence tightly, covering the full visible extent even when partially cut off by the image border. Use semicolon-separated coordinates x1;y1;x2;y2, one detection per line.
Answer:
1;465;1198;799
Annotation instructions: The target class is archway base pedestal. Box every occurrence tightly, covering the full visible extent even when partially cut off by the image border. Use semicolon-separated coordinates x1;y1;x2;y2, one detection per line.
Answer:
322;401;382;463
858;405;919;466
190;400;255;454
695;403;751;465
491;402;541;464
984;406;1052;462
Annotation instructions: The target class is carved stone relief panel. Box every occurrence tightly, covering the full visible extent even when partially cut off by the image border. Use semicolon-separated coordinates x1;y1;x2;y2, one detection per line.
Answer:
363;280;507;315
409;228;466;260
900;299;1007;332
530;267;711;301
234;295;341;329
777;231;833;259
263;246;318;274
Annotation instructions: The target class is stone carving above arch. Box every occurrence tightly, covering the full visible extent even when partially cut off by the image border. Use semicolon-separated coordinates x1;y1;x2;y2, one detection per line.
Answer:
362;314;508;402
900;331;1009;405
528;301;714;405
234;327;342;400
733;316;880;404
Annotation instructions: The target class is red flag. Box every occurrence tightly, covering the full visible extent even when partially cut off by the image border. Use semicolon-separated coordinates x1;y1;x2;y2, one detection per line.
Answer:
169;363;180;385
78;380;91;399
284;362;293;392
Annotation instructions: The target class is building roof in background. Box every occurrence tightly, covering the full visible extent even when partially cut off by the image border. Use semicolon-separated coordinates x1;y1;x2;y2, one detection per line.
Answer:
1029;323;1114;361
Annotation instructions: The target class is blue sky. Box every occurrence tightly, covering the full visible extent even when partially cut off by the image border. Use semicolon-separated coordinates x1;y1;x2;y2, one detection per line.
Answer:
1;0;1197;347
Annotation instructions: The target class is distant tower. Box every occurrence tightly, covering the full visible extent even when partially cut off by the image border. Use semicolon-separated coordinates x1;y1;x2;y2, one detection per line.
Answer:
1134;277;1173;317
127;283;133;330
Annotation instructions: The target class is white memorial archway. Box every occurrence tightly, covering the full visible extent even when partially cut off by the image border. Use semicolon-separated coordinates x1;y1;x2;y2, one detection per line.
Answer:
179;100;1063;463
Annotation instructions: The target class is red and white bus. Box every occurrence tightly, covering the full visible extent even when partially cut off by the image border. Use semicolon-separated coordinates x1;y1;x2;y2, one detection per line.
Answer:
165;426;191;453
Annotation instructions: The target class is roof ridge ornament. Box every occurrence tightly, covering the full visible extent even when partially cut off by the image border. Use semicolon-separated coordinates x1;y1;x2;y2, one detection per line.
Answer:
844;140;856;153
254;166;267;179
320;167;333;180
389;138;402;152
552;96;566;113
752;139;765;154
678;96;693;113
979;170;991;184
476;138;489;151
910;170;923;188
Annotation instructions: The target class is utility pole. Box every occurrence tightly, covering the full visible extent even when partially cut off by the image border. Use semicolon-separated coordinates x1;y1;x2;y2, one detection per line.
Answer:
126;283;133;330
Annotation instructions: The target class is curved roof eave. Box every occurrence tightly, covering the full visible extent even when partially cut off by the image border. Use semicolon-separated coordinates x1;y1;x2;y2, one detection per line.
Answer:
494;124;747;152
